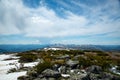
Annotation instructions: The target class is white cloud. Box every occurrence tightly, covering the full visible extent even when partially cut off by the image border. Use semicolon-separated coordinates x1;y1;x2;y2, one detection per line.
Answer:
0;0;29;35
25;12;88;37
51;39;120;45
3;40;41;44
0;0;120;39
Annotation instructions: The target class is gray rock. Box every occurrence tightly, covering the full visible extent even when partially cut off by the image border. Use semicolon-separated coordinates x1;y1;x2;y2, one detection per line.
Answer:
56;55;70;59
86;65;102;74
70;73;86;80
66;60;79;68
34;78;47;80
34;77;56;80
58;66;67;74
69;69;87;80
27;69;38;77
82;72;120;80
52;64;60;71
48;78;56;80
42;69;61;78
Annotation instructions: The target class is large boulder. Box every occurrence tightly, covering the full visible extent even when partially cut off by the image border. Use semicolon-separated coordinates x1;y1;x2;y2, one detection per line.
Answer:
69;69;87;80
66;60;79;69
82;72;120;80
86;65;102;74
52;64;60;71
41;69;61;78
27;69;38;77
58;65;67;74
56;55;70;59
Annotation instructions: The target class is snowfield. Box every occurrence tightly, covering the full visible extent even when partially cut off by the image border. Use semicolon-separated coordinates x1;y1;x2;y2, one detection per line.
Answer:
0;54;38;80
0;71;26;80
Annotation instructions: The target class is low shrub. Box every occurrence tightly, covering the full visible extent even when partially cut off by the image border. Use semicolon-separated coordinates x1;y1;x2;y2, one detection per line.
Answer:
35;61;53;74
18;75;29;80
7;68;17;73
97;52;109;56
78;56;93;68
19;53;37;63
53;60;65;65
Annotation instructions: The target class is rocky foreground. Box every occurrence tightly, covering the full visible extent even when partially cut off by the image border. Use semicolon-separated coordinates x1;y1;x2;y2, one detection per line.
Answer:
0;48;120;80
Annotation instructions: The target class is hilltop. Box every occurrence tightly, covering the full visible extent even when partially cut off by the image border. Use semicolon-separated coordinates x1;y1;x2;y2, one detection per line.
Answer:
0;48;119;80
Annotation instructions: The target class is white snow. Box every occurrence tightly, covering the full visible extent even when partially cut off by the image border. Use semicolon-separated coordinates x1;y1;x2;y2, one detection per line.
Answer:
0;54;38;80
61;74;70;78
24;62;38;67
44;47;62;50
0;54;12;60
0;71;26;80
110;66;120;75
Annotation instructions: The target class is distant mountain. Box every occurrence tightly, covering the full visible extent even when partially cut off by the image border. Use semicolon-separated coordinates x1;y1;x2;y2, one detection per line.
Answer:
47;44;120;52
0;44;120;53
0;45;47;53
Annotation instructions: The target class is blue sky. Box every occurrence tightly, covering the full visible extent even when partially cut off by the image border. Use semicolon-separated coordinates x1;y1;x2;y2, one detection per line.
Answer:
0;0;120;45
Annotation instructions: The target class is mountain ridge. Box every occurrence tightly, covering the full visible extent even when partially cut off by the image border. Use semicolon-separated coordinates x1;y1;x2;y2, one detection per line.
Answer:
0;44;120;53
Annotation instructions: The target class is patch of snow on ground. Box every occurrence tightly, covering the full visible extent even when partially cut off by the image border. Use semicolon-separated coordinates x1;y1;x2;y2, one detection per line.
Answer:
24;62;38;67
110;66;120;75
61;74;70;78
0;71;26;80
0;54;38;80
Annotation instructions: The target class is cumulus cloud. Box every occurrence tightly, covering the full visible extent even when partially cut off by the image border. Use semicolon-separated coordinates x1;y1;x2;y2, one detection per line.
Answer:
0;0;120;39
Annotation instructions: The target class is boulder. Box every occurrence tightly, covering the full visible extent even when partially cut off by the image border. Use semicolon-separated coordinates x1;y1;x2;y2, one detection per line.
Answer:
52;64;60;71
86;65;102;74
27;69;38;77
34;78;47;80
56;55;70;59
58;65;67;74
82;72;120;80
66;60;79;69
69;69;87;80
42;69;61;78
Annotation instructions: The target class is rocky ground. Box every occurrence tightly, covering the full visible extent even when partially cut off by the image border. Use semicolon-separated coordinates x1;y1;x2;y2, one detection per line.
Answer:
0;49;120;80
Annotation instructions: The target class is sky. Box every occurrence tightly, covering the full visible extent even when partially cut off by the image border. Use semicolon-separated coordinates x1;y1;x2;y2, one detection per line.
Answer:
0;0;120;45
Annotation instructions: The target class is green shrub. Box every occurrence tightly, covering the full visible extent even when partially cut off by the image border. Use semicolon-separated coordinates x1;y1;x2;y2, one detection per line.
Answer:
97;52;109;56
53;60;65;65
35;61;53;74
19;53;37;63
78;56;93;67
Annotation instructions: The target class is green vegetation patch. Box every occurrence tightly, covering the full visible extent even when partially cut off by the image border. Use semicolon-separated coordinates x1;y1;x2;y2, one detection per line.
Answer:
35;61;53;74
18;53;37;63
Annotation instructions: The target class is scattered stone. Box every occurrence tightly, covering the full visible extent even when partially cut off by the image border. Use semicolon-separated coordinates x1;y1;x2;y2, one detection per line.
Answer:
86;65;102;74
56;55;70;59
82;71;120;80
41;69;61;78
14;50;120;80
27;69;38;78
66;60;79;69
58;65;67;74
52;64;60;71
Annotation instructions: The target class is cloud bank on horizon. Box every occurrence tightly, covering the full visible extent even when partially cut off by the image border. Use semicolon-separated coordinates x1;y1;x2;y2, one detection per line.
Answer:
0;0;120;45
